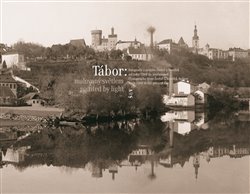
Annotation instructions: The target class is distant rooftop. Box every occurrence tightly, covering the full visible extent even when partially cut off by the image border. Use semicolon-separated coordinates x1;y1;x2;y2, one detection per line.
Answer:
0;73;17;83
158;39;173;45
69;39;86;48
229;47;247;52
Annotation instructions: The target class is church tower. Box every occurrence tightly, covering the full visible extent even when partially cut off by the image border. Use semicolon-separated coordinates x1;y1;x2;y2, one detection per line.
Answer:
192;25;199;54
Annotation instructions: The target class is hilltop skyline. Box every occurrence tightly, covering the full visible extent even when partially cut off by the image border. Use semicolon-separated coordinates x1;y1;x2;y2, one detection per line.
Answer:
1;1;249;49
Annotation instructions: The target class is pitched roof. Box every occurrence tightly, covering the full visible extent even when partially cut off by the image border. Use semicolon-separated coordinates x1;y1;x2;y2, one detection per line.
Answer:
229;47;247;52
0;74;17;83
1;51;21;56
158;39;172;45
69;39;86;47
21;92;41;101
116;40;141;44
0;86;16;98
128;47;152;55
178;37;186;45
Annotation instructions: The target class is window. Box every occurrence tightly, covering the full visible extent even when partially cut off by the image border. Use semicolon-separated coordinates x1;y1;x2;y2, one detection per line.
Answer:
10;84;12;89
33;100;35;103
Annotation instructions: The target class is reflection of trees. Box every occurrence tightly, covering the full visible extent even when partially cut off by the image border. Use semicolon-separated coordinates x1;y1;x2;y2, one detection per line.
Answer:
12;121;141;169
159;113;250;167
5;112;250;173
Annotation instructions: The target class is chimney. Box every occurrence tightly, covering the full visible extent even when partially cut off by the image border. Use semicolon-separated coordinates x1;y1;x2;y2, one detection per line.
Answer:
169;69;173;96
111;27;114;35
150;33;153;48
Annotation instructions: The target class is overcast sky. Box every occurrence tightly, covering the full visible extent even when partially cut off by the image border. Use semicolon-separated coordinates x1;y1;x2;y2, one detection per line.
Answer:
1;1;249;49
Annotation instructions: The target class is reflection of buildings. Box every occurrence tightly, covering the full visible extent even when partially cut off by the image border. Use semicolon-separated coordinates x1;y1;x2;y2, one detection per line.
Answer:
91;165;103;178
1;146;30;163
161;110;209;136
161;111;197;135
120;145;154;171
109;165;118;180
229;145;250;158
159;154;172;168
197;145;250;162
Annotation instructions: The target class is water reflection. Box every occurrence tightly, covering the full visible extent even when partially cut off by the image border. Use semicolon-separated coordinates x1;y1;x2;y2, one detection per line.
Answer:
0;110;250;192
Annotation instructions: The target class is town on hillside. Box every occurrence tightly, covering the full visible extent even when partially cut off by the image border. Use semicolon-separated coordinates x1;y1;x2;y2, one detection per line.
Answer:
0;25;250;118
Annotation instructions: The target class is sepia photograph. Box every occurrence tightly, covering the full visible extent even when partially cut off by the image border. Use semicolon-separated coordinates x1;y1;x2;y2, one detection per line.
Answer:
0;0;249;193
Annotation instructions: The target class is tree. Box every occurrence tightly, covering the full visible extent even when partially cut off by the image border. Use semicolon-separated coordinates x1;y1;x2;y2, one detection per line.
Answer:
110;49;123;60
2;60;7;69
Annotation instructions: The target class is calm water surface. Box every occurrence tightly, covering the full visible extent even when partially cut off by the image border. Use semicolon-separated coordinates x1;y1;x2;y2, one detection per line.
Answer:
0;111;249;193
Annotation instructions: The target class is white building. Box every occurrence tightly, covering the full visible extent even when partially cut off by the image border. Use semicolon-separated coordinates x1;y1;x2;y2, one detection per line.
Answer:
200;44;229;60
1;52;26;69
127;47;153;61
116;39;142;51
173;81;195;95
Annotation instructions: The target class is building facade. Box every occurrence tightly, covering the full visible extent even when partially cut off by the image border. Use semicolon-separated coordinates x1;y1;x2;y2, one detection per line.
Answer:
157;37;188;54
200;44;229;60
228;48;248;61
1;52;26;70
173;81;195;95
116;39;142;51
0;70;17;97
91;27;118;51
126;47;153;61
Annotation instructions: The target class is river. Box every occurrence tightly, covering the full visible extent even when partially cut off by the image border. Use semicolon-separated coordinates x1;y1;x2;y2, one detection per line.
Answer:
0;110;249;193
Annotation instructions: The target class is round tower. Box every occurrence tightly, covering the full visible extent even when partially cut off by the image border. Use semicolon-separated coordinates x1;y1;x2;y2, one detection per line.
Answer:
91;30;102;48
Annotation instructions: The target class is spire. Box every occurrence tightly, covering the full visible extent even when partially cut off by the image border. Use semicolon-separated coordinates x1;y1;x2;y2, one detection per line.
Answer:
193;154;200;180
193;25;199;39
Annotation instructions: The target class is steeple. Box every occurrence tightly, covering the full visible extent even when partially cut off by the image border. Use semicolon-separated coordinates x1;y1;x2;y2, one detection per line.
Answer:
193;154;200;180
193;25;198;39
192;24;199;53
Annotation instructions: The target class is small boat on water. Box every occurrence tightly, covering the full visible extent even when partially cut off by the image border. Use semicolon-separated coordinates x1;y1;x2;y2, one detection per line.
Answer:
59;121;82;127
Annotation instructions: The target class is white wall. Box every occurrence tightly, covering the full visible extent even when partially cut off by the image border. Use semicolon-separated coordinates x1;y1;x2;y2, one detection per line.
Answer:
175;81;191;95
1;54;24;68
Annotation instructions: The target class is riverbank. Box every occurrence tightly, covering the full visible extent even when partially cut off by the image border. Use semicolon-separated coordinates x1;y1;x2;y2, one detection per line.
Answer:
0;106;64;127
0;106;64;117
